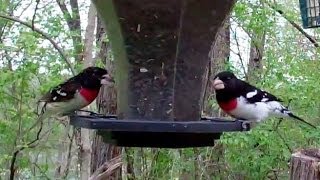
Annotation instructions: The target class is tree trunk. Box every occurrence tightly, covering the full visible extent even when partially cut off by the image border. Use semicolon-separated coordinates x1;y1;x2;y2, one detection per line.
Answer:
290;149;320;180
200;19;231;179
54;125;73;179
202;19;230;117
247;31;265;82
56;0;83;61
79;2;97;179
90;15;121;180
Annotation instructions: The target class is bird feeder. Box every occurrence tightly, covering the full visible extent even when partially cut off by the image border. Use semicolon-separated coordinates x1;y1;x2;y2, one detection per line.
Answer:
70;0;250;148
299;0;320;28
70;113;250;148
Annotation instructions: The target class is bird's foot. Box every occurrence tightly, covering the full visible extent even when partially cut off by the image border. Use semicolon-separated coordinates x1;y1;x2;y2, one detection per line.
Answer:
236;119;256;130
274;118;283;131
75;110;99;116
286;99;293;109
56;116;69;127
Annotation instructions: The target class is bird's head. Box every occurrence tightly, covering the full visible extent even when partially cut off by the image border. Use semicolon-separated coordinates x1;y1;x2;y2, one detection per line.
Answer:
80;67;115;89
212;71;238;92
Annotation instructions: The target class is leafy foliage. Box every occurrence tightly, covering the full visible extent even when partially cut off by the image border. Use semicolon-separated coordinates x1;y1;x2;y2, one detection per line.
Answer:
0;0;320;179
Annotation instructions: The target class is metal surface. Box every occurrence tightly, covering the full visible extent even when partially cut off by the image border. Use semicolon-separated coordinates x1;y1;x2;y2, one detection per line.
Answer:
69;114;250;148
70;115;250;133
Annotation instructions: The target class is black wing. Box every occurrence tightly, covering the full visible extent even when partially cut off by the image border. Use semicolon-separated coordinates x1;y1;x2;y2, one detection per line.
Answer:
39;76;81;103
239;80;283;104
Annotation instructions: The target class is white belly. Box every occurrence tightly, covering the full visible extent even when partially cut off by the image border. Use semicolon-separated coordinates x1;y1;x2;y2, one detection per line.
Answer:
228;96;270;122
38;93;90;119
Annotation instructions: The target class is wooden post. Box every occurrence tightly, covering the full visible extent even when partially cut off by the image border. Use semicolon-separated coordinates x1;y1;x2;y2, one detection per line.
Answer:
290;148;320;180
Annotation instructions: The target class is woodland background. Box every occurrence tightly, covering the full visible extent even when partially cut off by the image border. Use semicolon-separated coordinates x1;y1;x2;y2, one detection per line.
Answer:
0;0;320;179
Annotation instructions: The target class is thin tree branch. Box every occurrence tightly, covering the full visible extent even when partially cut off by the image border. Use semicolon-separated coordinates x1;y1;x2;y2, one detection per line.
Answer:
232;27;248;78
263;0;319;48
16;0;33;17
55;0;73;28
276;129;293;153
0;14;75;75
32;0;40;30
70;0;81;32
32;162;50;180
9;120;54;180
56;0;83;61
0;0;25;42
147;149;160;178
2;90;20;102
17;83;24;146
62;127;75;179
10;122;43;180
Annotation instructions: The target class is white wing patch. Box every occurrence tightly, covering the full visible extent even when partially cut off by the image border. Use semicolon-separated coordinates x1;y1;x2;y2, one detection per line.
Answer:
246;90;258;98
261;98;269;102
57;89;67;96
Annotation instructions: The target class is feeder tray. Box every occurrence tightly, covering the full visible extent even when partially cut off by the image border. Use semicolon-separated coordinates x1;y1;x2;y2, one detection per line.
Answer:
70;113;250;148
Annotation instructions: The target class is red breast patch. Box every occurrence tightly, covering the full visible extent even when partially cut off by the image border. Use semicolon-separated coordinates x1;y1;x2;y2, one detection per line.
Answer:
79;88;100;103
218;99;237;112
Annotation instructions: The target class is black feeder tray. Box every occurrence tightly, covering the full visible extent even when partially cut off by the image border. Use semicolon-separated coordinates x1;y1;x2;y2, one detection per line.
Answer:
70;113;250;148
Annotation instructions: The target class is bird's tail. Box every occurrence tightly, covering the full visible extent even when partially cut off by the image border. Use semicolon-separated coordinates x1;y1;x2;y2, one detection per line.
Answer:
288;113;317;129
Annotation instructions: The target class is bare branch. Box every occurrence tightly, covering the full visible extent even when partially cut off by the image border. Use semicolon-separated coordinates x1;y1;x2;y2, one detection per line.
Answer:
32;0;40;30
263;0;319;48
89;156;123;180
231;27;248;78
276;129;293;153
62;127;75;179
16;0;33;17
32;162;50;180
55;0;73;28
56;0;83;61
147;149;160;178
10;122;43;180
70;0;81;33
0;14;75;75
0;0;25;41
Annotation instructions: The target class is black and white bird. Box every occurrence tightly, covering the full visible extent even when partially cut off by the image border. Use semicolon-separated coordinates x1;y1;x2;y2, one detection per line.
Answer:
211;71;316;128
32;67;114;129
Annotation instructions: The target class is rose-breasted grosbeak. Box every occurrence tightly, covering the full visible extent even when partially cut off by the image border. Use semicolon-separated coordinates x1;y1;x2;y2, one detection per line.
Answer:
212;71;316;128
34;67;114;128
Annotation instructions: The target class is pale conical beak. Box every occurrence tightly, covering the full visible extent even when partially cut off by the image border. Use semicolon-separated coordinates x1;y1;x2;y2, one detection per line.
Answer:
212;78;225;90
101;74;115;85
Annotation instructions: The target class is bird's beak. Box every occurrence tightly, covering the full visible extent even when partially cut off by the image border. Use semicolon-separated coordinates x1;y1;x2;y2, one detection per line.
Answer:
212;77;225;90
101;74;115;85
